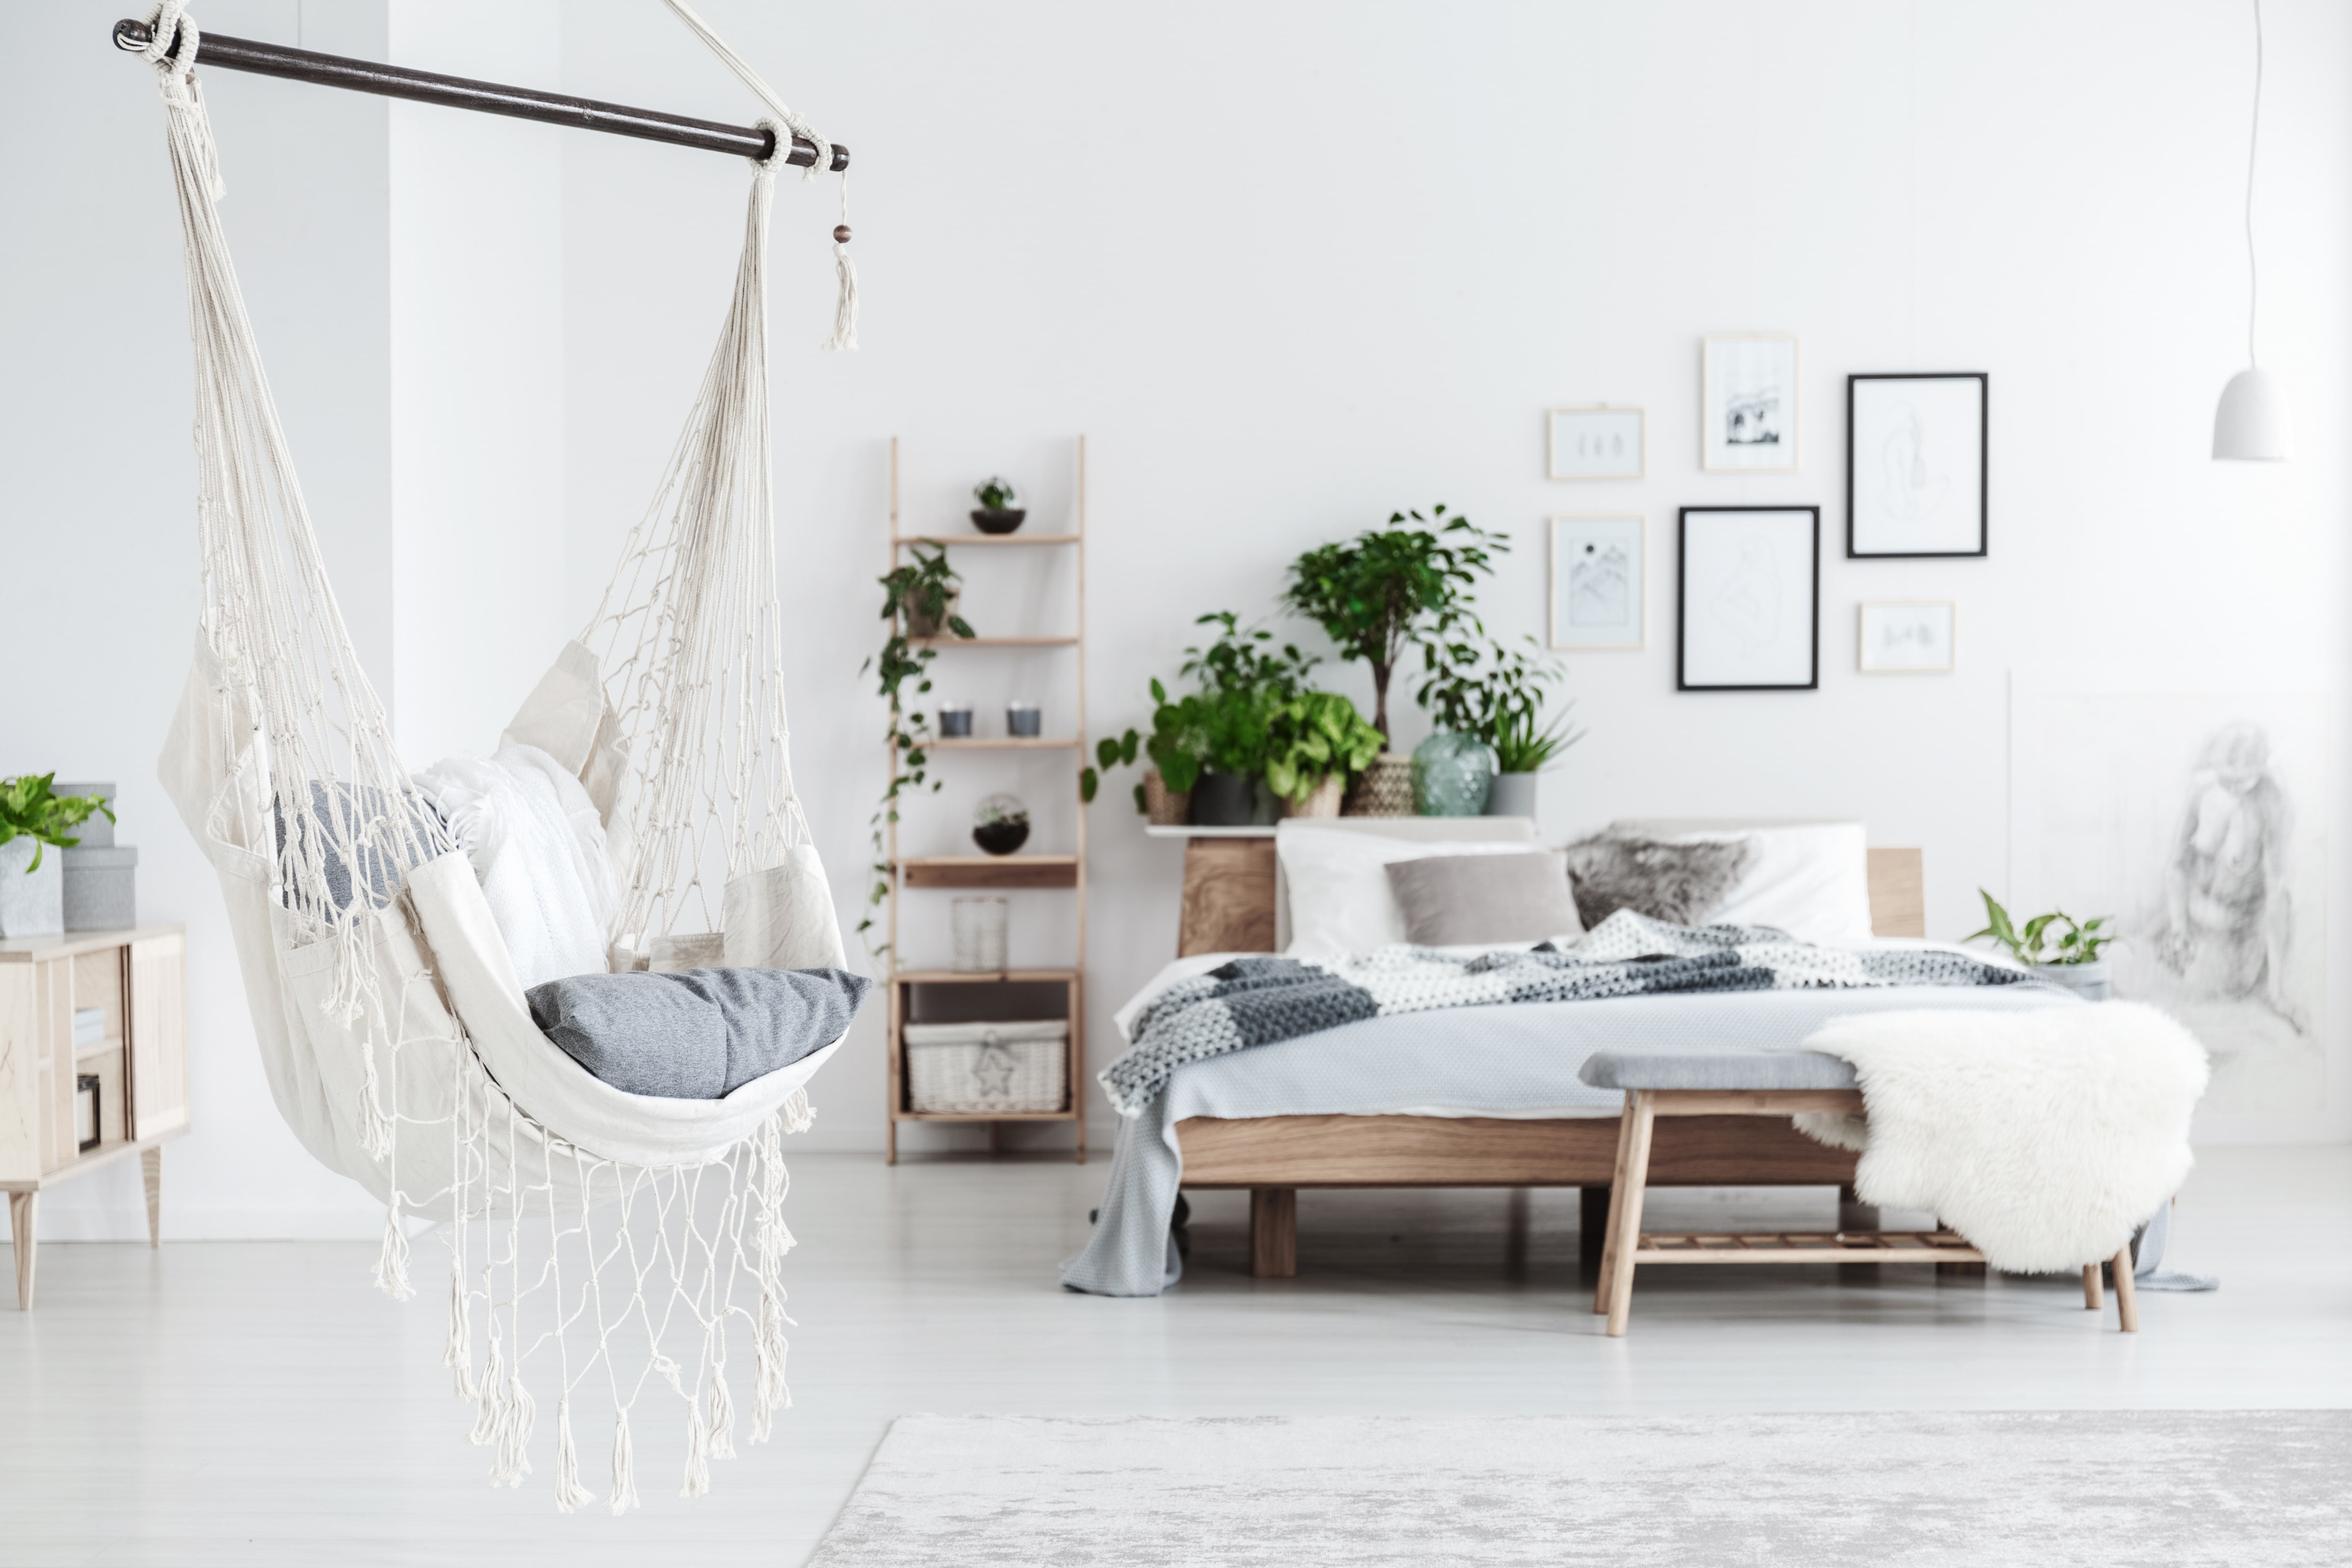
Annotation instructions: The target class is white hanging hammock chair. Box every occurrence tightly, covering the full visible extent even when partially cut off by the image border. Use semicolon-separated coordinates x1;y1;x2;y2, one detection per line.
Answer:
140;0;854;1512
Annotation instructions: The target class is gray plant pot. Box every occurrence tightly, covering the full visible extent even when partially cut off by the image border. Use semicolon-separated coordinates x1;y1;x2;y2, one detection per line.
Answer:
2027;960;2111;1002
1484;771;1540;820
1191;772;1257;827
0;836;65;937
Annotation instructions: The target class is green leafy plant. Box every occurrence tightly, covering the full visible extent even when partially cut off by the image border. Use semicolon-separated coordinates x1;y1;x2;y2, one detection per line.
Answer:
1081;613;1315;806
1967;890;2113;966
857;545;975;957
973;476;1018;511
1280;505;1507;742
1263;692;1383;804
1415;634;1586;774
0;774;115;874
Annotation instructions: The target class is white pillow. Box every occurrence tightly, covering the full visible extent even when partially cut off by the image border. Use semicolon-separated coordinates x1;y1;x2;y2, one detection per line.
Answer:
1605;819;1874;947
1279;829;1544;957
413;744;620;989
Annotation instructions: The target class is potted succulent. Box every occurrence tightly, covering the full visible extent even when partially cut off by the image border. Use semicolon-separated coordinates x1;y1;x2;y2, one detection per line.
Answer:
1414;635;1585;820
1967;891;2114;1001
0;774;115;938
971;476;1025;536
856;546;976;960
1263;692;1383;818
971;794;1031;856
1281;505;1506;814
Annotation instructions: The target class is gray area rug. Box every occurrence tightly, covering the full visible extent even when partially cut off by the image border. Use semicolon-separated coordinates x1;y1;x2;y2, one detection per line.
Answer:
809;1411;2351;1566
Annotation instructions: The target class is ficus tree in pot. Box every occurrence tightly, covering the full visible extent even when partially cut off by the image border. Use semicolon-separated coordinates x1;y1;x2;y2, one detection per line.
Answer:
1280;506;1506;744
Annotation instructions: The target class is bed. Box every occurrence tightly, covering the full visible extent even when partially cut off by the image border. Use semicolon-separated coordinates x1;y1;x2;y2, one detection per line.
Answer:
1063;818;2065;1296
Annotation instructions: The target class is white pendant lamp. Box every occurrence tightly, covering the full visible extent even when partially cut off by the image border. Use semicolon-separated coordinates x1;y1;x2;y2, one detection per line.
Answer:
2214;0;2288;461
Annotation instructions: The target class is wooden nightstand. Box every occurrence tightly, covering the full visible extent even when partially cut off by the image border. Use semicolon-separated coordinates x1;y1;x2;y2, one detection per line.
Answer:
0;925;188;1308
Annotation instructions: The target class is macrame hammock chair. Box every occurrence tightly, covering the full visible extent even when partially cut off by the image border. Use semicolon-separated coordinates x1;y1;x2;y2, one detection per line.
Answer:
139;0;854;1512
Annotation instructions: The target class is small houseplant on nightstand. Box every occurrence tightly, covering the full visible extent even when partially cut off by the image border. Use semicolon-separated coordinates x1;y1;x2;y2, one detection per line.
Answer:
1083;612;1313;826
1967;891;2114;1001
1263;692;1383;818
0;775;116;938
1415;635;1584;821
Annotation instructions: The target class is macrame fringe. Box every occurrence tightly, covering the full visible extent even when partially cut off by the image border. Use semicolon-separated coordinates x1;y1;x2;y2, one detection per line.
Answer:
780;1087;815;1136
681;1404;712;1498
707;1367;737;1461
552;1398;595;1514
373;1205;413;1300
610;1408;641;1516
444;1265;477;1401
469;1334;506;1448
491;1371;537;1488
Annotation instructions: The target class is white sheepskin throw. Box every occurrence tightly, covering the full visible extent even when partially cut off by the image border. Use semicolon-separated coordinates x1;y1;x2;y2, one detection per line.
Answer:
1796;1003;2208;1274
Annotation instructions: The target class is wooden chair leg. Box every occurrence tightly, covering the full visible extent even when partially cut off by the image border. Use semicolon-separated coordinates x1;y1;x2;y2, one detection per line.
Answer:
9;1191;35;1311
1593;1106;1637;1314
1604;1092;1657;1337
2111;1245;2138;1333
1250;1187;1296;1278
2082;1262;2103;1311
142;1146;163;1250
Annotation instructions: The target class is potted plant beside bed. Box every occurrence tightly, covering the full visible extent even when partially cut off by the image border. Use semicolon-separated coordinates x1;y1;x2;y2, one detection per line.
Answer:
0;774;116;938
1081;612;1312;827
1968;891;2114;1001
1263;691;1383;819
1414;635;1585;821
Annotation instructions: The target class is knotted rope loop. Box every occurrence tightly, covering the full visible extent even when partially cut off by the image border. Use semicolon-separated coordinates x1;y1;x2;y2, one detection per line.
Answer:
141;0;199;78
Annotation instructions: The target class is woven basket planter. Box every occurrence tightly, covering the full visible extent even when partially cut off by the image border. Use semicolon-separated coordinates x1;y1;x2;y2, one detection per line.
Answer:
1279;775;1345;820
1342;753;1415;817
1143;769;1191;826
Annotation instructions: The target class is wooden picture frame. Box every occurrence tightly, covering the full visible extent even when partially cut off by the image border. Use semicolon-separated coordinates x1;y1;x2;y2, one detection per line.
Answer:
1846;373;1988;557
1549;515;1645;650
1548;406;1645;480
1677;506;1820;692
1702;335;1799;472
1858;600;1957;673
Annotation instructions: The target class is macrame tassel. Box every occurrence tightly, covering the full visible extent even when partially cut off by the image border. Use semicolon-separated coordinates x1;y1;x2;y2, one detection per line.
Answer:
751;1296;789;1442
552;1398;595;1513
469;1335;506;1447
443;1268;477;1401
491;1372;536;1488
779;1086;816;1136
373;1206;413;1300
823;179;858;352
609;1408;641;1516
707;1368;737;1461
681;1403;712;1498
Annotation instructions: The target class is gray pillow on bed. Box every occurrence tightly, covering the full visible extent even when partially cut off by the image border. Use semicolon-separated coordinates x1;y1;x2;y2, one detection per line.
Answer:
1562;833;1754;930
1384;852;1583;946
526;967;869;1100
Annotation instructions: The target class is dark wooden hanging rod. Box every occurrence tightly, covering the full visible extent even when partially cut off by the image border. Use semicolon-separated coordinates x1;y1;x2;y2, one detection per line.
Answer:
112;17;849;170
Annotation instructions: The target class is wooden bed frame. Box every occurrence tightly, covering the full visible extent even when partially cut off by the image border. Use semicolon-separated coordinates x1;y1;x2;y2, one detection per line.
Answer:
1168;830;1926;1277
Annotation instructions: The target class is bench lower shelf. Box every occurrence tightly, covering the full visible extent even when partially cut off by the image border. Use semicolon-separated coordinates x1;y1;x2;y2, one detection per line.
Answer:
1632;1230;1982;1265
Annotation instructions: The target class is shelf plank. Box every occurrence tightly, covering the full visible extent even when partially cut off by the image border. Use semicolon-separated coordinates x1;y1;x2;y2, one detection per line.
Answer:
893;534;1082;548
1142;824;1279;838
927;738;1080;751
908;636;1080;648
892;968;1080;985
899;855;1078;890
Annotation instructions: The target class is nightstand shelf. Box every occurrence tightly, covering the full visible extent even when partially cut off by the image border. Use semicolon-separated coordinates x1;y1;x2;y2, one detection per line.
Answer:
883;437;1090;1164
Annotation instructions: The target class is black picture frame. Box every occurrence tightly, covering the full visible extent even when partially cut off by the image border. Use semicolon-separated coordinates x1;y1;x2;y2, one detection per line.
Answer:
1677;506;1821;692
1845;372;1989;558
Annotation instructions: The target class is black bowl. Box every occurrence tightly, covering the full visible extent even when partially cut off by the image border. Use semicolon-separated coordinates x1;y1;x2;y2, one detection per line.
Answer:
971;508;1026;535
972;819;1030;856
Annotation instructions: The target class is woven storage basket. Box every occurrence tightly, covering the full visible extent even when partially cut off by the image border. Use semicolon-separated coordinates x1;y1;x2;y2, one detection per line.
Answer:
1342;753;1415;816
903;1019;1069;1114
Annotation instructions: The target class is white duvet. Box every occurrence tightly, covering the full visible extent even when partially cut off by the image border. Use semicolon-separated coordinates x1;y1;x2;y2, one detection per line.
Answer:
413;744;617;990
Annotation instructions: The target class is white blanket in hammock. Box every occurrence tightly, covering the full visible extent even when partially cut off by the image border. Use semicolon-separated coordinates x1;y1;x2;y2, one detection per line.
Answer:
413;744;617;990
1796;1003;2209;1275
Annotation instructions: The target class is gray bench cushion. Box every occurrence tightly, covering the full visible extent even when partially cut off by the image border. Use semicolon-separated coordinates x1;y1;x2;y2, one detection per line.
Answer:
1577;1048;1858;1092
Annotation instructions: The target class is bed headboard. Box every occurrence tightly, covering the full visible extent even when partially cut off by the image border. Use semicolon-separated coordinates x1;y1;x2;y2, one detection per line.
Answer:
1171;827;1926;955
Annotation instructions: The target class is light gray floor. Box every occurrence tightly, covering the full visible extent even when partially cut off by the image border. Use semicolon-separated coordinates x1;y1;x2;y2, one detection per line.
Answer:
2;1144;2347;1567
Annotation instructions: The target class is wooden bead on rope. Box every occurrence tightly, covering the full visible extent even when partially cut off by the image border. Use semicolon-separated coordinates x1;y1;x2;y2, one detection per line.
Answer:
833;224;851;244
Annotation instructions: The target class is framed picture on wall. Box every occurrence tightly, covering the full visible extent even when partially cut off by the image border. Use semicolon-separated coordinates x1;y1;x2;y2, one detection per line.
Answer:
1701;335;1799;471
1548;406;1645;480
1857;600;1956;673
1677;506;1819;691
1550;515;1645;650
1846;372;1988;557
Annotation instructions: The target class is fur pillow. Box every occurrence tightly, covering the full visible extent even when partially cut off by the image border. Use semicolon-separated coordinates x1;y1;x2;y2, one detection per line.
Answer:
1562;834;1755;930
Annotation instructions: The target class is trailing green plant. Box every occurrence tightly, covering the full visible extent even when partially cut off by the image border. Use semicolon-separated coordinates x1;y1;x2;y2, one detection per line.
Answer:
1415;634;1585;774
1262;691;1383;804
1280;505;1507;742
1081;613;1316;806
0;774;115;874
973;476;1018;510
1967;890;2113;966
857;545;975;959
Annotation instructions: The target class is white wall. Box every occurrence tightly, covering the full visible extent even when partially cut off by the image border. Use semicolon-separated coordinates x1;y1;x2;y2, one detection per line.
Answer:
3;2;2345;1240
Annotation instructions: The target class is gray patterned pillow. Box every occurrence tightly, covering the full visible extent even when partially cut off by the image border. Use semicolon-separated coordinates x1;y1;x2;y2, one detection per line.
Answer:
1562;834;1755;930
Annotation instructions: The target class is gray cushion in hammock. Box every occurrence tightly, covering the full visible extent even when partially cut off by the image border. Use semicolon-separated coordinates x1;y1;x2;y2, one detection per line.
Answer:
526;967;870;1099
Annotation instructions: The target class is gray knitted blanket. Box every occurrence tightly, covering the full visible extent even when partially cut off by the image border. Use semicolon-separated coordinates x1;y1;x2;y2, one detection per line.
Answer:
1100;911;2034;1116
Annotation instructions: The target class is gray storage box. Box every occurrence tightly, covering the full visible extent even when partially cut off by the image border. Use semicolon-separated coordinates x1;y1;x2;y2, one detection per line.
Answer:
63;845;137;931
53;782;116;848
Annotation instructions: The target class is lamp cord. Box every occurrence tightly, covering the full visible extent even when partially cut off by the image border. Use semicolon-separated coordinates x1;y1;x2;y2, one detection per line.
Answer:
2245;0;2263;367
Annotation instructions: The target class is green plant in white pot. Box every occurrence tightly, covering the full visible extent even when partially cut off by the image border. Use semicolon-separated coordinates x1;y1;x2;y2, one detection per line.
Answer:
1967;890;2114;1001
0;774;116;938
1414;634;1585;822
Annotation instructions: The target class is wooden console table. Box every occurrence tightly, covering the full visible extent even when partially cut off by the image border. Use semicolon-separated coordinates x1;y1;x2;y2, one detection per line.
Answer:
0;925;188;1308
